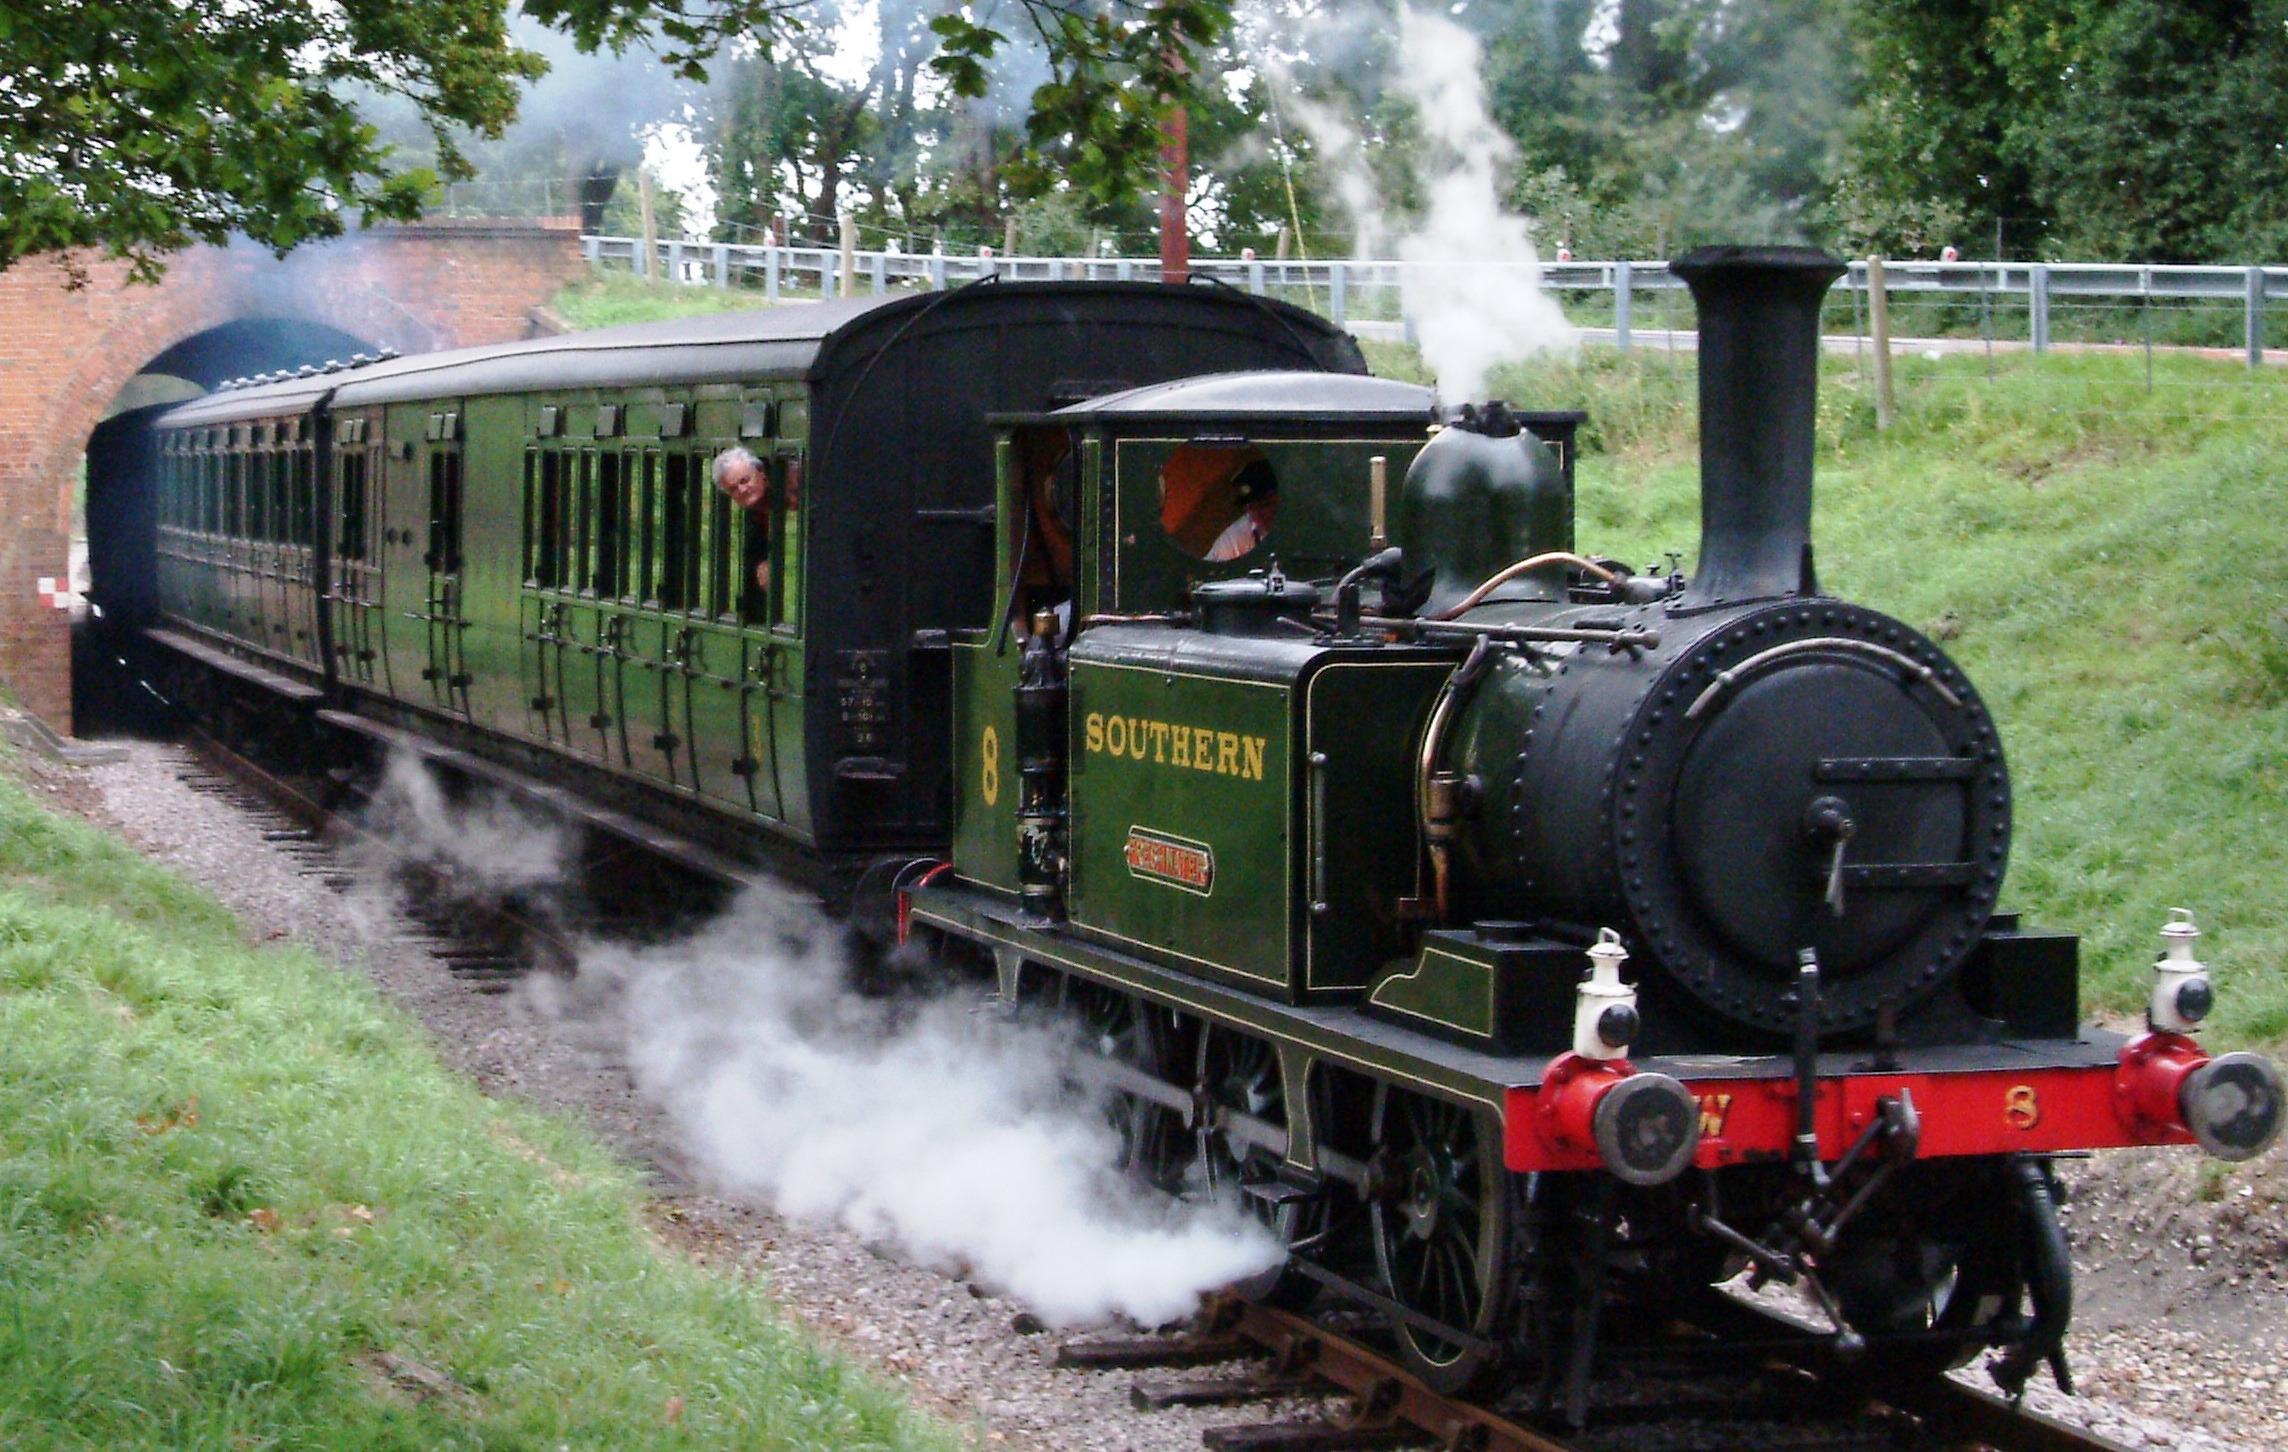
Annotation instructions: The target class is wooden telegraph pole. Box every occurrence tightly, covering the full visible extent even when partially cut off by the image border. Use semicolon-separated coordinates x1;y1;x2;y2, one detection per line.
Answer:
1159;58;1190;284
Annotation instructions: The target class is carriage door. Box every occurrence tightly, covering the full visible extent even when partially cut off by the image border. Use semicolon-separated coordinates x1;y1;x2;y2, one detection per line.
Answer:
329;417;387;690
420;408;471;716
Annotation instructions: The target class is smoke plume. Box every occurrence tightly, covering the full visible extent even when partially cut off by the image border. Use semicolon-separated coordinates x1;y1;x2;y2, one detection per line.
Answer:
360;750;577;899
1268;3;1575;400
1391;6;1574;399
535;887;1282;1328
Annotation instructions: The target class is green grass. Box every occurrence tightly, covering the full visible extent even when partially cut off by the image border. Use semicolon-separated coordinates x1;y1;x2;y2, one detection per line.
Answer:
551;270;791;331
1482;345;2288;1047
0;771;957;1451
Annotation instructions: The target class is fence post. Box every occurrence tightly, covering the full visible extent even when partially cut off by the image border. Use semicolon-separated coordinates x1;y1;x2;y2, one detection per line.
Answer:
1868;256;1896;431
1614;260;1633;353
582;236;601;266
1330;262;1347;328
1248;258;1265;295
711;244;729;288
871;252;887;295
2030;264;2050;354
666;240;686;284
929;255;946;290
2248;266;2266;368
766;246;781;303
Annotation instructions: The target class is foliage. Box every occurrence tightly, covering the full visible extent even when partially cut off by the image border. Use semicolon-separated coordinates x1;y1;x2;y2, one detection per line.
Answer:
1478;0;1857;254
0;0;1239;281
930;1;1231;214
0;0;542;284
708;2;1287;256
0;766;956;1448
1847;0;2288;262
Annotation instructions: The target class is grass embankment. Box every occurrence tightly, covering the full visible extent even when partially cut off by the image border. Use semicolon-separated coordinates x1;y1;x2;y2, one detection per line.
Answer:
551;272;790;331
0;776;954;1450
1491;347;2288;1047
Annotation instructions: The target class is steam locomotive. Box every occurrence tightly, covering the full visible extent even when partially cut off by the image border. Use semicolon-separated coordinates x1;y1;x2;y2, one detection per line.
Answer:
139;251;2281;1417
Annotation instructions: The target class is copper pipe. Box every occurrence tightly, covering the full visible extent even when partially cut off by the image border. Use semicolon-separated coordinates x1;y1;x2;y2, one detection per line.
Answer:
1434;552;1620;620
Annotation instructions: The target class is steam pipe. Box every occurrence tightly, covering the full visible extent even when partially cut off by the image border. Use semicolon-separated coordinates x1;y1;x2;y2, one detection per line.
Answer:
1668;246;1848;610
1432;551;1620;620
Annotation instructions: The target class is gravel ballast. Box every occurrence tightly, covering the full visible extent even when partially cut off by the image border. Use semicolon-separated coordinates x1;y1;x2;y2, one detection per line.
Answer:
23;737;2285;1452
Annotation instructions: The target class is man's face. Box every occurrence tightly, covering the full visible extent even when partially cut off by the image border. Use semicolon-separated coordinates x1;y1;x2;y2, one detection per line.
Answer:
719;459;769;511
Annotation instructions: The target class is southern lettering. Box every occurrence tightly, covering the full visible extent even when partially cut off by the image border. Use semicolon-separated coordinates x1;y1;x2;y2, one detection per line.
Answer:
1082;712;1268;780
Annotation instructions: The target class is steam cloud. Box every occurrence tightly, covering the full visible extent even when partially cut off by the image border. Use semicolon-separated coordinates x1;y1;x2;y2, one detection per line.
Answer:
364;752;1272;1325
541;889;1283;1327
1391;6;1574;400
1271;3;1575;400
362;750;575;896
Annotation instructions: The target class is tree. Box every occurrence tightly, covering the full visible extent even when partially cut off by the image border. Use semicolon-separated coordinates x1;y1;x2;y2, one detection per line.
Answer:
0;0;1233;282
1477;0;1856;254
1846;0;2288;262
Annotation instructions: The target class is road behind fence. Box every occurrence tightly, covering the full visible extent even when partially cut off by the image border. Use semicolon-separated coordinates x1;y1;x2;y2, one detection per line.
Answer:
582;235;2288;370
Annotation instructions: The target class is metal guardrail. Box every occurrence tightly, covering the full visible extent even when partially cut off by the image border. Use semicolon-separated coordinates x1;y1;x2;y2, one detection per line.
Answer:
582;236;2288;366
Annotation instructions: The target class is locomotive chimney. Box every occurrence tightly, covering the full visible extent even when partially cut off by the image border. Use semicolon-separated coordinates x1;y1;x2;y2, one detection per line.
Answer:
1668;246;1847;610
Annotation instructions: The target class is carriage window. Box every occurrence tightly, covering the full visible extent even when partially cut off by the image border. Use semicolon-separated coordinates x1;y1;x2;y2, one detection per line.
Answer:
772;457;803;630
593;451;625;596
265;450;284;541
542;451;568;587
264;450;283;542
572;452;594;593
224;453;244;538
739;500;769;625
338;451;369;560
521;450;539;583
291;448;314;546
709;489;735;619
633;452;658;603
427;449;463;574
657;453;701;611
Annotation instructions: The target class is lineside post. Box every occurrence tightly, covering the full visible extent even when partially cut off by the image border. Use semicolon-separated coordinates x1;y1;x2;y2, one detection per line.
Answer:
2030;263;2051;353
2248;266;2266;368
1868;255;1896;430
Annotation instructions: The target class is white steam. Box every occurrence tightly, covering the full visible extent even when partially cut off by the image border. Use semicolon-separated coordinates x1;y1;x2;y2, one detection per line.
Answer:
1392;6;1574;400
1271;3;1575;400
362;750;574;895
540;888;1282;1328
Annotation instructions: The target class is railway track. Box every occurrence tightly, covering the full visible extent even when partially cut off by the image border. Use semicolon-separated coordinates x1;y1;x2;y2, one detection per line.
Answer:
177;728;2150;1452
180;727;583;991
1053;1292;2144;1452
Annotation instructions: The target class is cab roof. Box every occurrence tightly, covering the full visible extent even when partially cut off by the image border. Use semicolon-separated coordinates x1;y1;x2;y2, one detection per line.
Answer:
1044;370;1436;424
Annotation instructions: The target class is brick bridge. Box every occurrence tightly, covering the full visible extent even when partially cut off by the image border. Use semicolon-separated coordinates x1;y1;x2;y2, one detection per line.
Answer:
0;220;586;732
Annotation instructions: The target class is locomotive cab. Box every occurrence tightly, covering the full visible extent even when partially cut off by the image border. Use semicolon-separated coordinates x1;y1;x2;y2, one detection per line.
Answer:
951;374;1584;977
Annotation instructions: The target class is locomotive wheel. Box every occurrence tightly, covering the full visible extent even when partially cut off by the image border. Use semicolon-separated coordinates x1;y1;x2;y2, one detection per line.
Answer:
1368;1084;1512;1395
1194;1026;1318;1307
1068;981;1190;1195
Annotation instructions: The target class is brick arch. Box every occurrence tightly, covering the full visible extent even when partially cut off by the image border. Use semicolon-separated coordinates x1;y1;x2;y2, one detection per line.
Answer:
0;221;583;731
